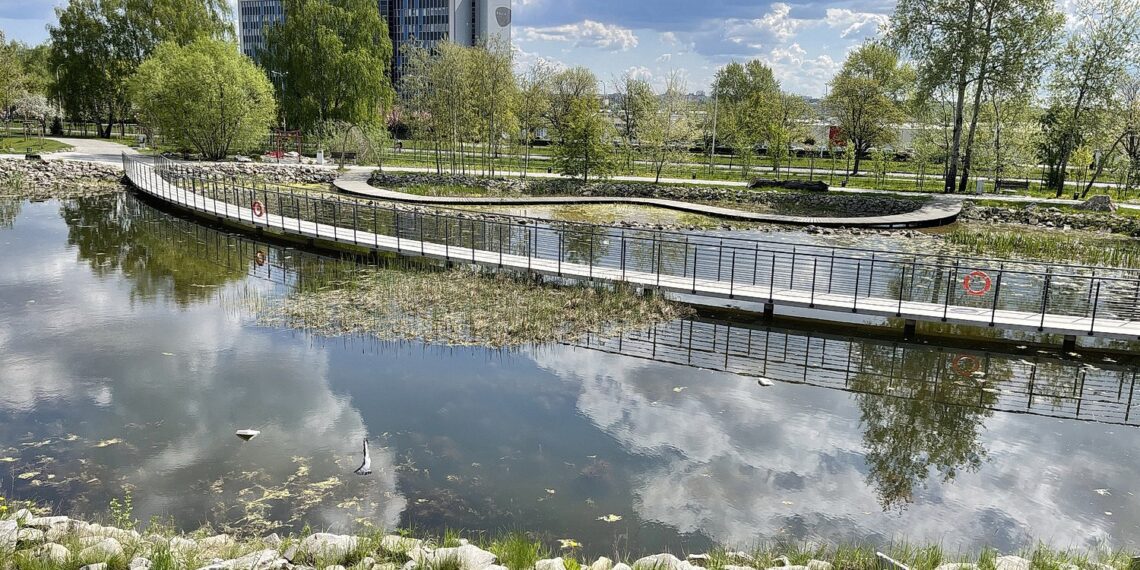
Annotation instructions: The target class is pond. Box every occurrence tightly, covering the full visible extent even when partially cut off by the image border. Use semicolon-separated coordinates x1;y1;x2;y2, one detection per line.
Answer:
1;192;1139;555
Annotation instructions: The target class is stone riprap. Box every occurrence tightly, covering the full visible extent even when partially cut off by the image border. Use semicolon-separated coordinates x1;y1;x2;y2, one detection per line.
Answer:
0;158;122;186
175;163;337;185
960;201;1140;236
367;173;928;218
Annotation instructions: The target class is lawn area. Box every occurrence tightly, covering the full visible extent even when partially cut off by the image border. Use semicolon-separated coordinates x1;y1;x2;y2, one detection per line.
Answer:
0;136;73;154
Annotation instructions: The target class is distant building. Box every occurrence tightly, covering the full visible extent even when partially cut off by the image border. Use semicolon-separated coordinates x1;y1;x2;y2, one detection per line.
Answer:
381;0;512;85
237;0;285;63
238;0;512;87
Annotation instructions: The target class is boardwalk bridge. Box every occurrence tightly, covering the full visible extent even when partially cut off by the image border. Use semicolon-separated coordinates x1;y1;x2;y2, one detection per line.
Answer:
123;155;1140;344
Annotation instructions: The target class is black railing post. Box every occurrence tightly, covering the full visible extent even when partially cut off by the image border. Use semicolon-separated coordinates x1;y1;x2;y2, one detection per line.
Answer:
896;264;907;316
852;261;861;313
1039;268;1053;332
811;258;818;308
729;249;736;298
989;269;1004;327
1089;280;1101;336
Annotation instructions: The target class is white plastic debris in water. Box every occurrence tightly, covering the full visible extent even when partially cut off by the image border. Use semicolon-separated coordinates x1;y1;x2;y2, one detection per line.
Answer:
757;377;774;387
235;430;261;441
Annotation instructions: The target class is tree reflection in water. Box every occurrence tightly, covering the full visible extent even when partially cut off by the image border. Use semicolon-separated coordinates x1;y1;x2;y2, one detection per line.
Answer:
851;344;1012;510
60;194;251;306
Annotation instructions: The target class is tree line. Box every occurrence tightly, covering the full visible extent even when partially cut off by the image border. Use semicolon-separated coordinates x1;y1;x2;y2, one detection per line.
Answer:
5;0;1139;193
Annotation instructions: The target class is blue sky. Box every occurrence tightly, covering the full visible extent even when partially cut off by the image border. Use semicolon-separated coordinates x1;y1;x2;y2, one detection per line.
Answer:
2;0;895;96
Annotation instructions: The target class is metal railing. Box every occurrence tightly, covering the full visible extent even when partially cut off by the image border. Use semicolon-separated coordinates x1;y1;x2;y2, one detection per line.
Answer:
132;206;1140;429
124;154;1140;336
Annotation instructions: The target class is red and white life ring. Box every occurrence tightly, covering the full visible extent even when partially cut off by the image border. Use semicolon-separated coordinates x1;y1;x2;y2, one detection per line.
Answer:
962;270;992;296
254;250;267;266
251;200;265;218
951;353;981;377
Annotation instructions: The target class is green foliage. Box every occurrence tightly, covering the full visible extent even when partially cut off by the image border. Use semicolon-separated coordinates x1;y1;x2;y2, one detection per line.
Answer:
129;38;277;160
712;60;780;175
264;0;394;132
825;42;910;176
553;95;615;182
108;491;137;530
47;0;232;138
490;533;545;570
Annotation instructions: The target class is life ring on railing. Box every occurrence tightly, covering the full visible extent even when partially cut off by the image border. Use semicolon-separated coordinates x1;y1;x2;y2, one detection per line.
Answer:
951;353;981;378
962;270;992;296
251;200;265;218
254;250;267;267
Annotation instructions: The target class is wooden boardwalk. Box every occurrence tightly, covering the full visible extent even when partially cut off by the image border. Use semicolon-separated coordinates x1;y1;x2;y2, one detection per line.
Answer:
124;156;1140;342
333;170;963;229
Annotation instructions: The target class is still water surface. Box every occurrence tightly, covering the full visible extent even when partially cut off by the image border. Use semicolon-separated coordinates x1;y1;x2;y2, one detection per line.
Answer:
1;193;1139;554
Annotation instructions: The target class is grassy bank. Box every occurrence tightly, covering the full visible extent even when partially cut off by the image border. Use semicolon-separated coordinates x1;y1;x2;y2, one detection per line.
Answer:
0;137;72;155
0;497;1135;570
938;225;1140;268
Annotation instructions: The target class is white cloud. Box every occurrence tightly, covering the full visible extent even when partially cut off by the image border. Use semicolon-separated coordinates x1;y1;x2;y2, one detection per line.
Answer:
625;65;653;81
660;31;681;46
824;8;890;39
521;19;639;51
656;53;673;63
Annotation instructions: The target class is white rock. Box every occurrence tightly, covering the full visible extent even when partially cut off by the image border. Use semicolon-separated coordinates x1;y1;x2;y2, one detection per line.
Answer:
300;533;359;563
411;544;498;570
934;564;977;570
380;535;423;554
592;557;615;570
81;564;108;570
995;557;1030;570
687;555;711;567
0;520;16;550
37;543;71;563
613;564;633;570
200;534;235;552
222;549;285;570
264;533;282;548
79;537;125;562
23;516;70;530
130;557;153;570
724;565;756;570
170;536;198;553
537;559;568;570
12;509;32;523
17;527;45;545
634;554;692;570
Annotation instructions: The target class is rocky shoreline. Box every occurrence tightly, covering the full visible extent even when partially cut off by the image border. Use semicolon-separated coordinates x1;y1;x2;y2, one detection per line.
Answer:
960;201;1140;237
0;509;1089;570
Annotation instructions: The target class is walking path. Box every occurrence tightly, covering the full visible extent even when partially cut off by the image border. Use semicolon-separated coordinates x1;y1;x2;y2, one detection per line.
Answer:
334;169;963;229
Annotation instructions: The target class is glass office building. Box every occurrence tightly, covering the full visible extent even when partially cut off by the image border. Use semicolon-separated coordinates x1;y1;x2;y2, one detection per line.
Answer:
238;0;511;86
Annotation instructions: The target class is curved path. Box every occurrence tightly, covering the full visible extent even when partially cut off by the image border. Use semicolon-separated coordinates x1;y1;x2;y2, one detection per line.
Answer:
333;169;963;229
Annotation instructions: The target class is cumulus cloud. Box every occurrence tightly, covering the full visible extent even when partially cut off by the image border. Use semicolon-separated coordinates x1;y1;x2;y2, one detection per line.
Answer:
824;8;890;39
521;19;639;51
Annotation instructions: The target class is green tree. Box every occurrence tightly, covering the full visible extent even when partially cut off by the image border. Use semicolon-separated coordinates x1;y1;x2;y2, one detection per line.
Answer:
129;38;277;160
0;32;25;117
613;73;655;170
466;37;517;176
545;67;598;141
761;91;812;178
1043;0;1140;196
517;60;553;176
712;60;780;177
825;42;910;176
643;71;696;184
400;41;474;174
264;0;394;133
553;96;614;182
891;0;1062;193
48;0;232;138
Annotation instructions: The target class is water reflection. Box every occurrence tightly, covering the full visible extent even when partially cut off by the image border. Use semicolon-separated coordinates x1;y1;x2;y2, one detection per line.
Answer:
1;194;1139;553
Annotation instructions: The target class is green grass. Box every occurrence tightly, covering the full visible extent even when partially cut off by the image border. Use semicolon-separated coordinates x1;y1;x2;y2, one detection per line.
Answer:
940;224;1140;267
0;136;72;154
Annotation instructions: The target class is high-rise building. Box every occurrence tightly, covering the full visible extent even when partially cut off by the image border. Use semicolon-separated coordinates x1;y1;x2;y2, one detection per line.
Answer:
237;0;285;63
238;0;511;86
381;0;512;84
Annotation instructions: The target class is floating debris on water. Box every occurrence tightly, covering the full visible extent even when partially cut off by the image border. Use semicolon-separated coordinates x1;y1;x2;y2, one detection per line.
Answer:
235;430;261;441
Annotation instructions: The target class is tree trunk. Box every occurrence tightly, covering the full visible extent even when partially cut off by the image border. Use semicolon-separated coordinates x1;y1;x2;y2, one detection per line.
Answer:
1083;134;1125;198
945;0;976;193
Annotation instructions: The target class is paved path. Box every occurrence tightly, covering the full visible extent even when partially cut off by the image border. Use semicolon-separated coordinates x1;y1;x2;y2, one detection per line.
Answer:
335;169;963;229
47;137;138;164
